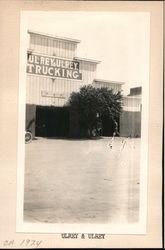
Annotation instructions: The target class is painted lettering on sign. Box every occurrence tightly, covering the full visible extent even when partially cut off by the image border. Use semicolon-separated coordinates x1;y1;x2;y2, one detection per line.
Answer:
27;53;82;80
41;90;66;99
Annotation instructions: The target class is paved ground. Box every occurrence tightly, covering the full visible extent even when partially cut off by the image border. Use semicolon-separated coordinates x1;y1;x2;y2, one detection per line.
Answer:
24;137;140;224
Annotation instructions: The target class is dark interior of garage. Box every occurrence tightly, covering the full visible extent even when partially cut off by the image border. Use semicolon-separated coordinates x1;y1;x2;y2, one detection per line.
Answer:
26;104;119;138
35;106;70;138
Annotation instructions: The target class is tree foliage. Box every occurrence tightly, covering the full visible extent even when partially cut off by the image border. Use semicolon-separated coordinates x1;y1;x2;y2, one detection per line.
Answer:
67;85;123;137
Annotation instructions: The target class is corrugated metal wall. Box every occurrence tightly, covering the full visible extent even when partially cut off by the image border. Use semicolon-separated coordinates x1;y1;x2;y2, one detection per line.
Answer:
120;96;142;137
120;111;141;137
29;33;76;59
93;82;122;93
122;96;141;112
26;33;97;107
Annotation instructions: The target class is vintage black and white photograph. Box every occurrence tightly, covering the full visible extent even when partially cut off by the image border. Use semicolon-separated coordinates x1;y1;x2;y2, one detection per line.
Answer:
17;11;150;233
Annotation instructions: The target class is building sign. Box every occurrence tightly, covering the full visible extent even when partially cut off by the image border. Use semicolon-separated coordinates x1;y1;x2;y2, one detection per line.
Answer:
41;90;66;99
27;53;82;80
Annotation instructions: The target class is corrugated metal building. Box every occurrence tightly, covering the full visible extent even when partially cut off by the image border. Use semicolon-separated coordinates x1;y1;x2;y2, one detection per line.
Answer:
93;79;123;93
26;30;141;138
120;87;142;137
27;31;100;107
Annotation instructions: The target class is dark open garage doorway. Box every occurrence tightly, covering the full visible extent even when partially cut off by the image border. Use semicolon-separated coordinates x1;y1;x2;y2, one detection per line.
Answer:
35;106;70;138
102;116;120;136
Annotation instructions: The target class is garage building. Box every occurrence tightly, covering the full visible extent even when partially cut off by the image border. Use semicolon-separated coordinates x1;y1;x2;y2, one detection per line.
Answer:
26;30;141;138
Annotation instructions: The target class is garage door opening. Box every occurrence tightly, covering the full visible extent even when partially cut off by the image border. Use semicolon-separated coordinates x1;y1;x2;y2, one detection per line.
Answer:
35;106;70;138
102;116;120;136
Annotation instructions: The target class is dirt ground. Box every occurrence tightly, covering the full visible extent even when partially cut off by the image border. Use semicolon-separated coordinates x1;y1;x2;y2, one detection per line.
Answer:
24;137;140;224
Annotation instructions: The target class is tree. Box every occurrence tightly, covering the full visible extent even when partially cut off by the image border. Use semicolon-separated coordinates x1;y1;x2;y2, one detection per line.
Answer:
67;85;123;137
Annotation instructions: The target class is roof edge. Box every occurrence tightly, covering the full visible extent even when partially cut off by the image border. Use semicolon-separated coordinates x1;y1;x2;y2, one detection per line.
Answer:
124;95;142;99
93;79;125;85
28;30;81;44
74;57;100;64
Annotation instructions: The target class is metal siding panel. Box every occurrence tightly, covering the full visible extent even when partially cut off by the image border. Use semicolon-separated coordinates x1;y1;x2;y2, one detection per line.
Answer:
29;34;78;58
68;80;72;95
43;37;46;54
68;43;71;58
57;79;60;93
40;77;44;105
45;78;49;106
64;41;67;59
56;79;59;93
64;43;67;58
85;62;89;84
38;76;41;105
32;35;36;50
29;35;33;50
54;41;59;56
43;77;47;106
33;35;36;52
45;77;48;106
70;43;72;58
57;40;60;57
59;40;62;57
43;77;48;106
67;42;70;58
47;38;50;55
49;38;53;56
48;79;52;106
64;42;68;58
36;76;39;105
48;40;51;56
71;43;74;58
74;44;77;57
62;41;65;58
61;41;64;58
46;37;49;55
54;40;57;57
63;41;66;59
30;36;34;50
36;35;40;53
65;42;68;58
53;39;56;56
42;38;47;55
41;37;44;54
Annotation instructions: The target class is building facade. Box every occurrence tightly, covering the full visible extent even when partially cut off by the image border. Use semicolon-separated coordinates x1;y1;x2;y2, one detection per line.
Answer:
26;30;141;138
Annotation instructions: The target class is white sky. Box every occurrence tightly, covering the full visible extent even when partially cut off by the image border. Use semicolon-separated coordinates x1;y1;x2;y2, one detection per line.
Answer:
25;11;150;95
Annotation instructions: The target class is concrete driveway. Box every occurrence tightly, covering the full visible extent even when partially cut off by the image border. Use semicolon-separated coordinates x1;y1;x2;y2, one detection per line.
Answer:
24;137;140;224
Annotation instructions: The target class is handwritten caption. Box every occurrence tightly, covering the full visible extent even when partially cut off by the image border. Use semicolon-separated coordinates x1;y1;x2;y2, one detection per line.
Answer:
2;234;105;247
3;239;42;248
